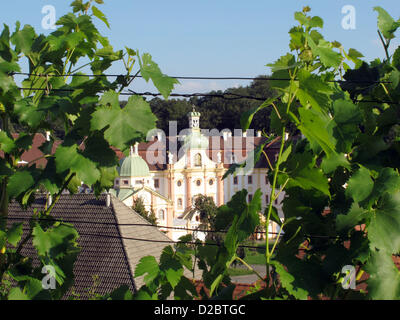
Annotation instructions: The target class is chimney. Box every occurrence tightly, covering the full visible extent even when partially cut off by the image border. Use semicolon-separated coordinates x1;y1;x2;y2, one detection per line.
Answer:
134;142;139;155
106;192;111;207
47;194;52;207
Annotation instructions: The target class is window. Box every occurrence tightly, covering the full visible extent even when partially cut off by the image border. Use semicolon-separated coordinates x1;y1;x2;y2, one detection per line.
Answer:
266;194;269;204
233;176;238;185
135;180;142;185
154;179;159;188
265;176;268;184
123;180;129;185
177;198;183;208
177;180;182;187
196;179;201;187
248;194;253;202
158;209;165;221
248;175;253;184
209;179;214;186
274;198;278;205
115;179;119;185
194;153;202;167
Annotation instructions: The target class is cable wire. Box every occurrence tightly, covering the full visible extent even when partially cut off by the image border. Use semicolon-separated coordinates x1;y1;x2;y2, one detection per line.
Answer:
11;72;393;84
4;216;340;239
16;86;398;104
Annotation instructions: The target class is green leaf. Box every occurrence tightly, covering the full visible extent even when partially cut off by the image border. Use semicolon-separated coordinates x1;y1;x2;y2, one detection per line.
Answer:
295;69;332;113
0;131;16;153
159;246;184;289
309;16;323;29
91;91;157;151
365;250;400;299
14;98;46;129
10;24;36;55
348;48;364;61
55;144;100;186
92;6;110;28
224;189;261;257
7;170;35;198
135;255;160;285
266;53;300;72
294;12;309;26
289;165;330;197
8;287;29;300
106;285;134;300
336;203;366;233
333;99;362;124
7;222;23;247
271;260;308;300
138;53;179;99
374;6;400;40
241;93;282;131
345;167;374;203
297;107;336;157
368;192;400;254
305;33;342;69
32;223;79;259
321;153;350;174
393;46;400;70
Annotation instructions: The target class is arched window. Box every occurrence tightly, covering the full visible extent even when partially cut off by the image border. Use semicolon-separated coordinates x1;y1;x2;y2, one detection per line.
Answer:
194;153;202;167
158;209;165;221
177;198;183;208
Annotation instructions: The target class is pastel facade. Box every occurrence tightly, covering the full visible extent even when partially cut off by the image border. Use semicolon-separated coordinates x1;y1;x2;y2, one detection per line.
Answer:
112;109;283;241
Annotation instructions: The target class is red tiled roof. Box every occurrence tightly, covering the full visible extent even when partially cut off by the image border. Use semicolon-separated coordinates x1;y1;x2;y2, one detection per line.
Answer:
8;193;136;298
3;133;282;171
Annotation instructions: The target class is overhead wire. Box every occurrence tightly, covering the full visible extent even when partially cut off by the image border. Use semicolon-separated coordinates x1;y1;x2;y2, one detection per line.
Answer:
4;215;340;240
10;72;393;84
15;86;398;104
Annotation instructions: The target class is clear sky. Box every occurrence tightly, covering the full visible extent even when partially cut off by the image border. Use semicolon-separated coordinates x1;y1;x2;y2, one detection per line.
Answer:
2;0;400;94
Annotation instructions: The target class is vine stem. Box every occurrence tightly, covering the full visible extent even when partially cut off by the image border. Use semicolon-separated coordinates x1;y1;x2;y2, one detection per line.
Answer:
265;125;287;287
264;71;297;289
377;30;391;61
235;256;265;282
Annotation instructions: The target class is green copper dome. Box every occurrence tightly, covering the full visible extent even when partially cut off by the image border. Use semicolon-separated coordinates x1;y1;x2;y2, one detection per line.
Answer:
183;130;209;150
118;154;150;177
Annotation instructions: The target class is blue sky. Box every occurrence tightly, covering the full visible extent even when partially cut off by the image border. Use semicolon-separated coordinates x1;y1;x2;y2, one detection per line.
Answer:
2;0;400;94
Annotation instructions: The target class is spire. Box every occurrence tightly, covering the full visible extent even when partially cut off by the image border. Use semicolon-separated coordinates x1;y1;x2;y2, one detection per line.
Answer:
134;142;139;155
188;105;200;130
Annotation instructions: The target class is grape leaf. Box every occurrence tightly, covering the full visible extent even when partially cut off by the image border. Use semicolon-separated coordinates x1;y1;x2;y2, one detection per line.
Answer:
138;53;179;99
55;144;100;186
91;91;157;151
365;250;400;299
345;167;374;203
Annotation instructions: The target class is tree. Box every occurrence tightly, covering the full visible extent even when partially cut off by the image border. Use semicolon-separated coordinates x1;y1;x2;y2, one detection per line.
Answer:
145;76;279;134
132;197;157;225
187;195;221;242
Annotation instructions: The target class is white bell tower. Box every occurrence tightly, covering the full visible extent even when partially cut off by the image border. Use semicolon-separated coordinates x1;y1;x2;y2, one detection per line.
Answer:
188;106;201;130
